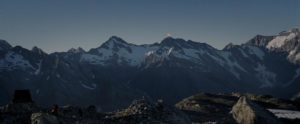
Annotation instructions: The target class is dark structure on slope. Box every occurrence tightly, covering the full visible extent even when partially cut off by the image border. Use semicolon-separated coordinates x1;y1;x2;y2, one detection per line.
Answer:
12;90;33;104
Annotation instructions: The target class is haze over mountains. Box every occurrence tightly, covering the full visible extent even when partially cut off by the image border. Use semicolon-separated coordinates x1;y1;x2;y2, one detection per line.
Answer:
0;28;300;111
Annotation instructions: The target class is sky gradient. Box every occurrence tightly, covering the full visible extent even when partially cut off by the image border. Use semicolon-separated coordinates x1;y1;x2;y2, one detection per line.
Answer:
1;0;300;53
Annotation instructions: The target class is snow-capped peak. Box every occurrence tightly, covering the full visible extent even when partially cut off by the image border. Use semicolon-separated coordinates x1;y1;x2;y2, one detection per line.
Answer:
266;29;299;49
107;36;128;45
245;35;274;47
223;43;236;50
32;46;46;55
67;47;85;53
160;37;187;47
98;36;131;50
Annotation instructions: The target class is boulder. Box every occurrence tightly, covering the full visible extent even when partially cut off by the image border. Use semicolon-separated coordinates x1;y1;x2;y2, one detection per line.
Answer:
231;96;281;124
110;99;190;124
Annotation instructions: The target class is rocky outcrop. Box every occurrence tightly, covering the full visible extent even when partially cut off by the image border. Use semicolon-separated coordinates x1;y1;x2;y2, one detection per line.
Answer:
231;96;281;124
30;106;104;124
175;93;237;123
2;102;39;114
108;99;190;124
31;113;59;124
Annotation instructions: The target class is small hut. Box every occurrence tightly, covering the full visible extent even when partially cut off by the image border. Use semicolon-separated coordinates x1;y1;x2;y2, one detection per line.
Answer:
12;90;33;103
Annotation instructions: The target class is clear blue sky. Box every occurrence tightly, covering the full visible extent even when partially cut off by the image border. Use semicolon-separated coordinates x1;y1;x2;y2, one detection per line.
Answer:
1;0;299;53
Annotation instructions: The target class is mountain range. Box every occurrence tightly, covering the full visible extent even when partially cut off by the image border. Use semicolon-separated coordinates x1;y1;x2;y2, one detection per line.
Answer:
0;28;300;111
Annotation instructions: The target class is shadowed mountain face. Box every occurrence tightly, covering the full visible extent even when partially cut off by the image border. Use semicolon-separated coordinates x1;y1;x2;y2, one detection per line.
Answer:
0;28;300;111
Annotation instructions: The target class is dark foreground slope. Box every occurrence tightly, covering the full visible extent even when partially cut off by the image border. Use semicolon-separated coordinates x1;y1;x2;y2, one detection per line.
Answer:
1;90;300;124
176;92;300;123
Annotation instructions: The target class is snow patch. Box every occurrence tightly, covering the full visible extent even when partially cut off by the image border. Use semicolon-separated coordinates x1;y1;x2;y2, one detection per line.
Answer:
268;109;300;119
286;68;300;86
46;76;50;80
116;45;158;66
206;52;224;65
294;53;300;60
247;46;265;60
0;51;34;71
239;48;249;58
167;47;174;55
180;48;205;61
254;64;276;88
219;52;246;79
80;54;104;65
267;32;297;49
36;89;40;94
34;60;42;75
81;82;97;90
145;51;155;56
56;73;60;78
94;45;159;66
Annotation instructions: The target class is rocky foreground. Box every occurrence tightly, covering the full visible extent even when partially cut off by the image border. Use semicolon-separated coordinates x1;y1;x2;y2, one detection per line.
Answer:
0;90;300;124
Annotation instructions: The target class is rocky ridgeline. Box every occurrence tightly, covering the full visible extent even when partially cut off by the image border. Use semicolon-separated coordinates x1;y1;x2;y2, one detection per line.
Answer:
0;90;299;124
1;29;300;111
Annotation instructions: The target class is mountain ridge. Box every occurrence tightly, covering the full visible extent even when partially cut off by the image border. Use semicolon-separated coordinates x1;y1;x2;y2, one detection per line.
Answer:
0;28;300;111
